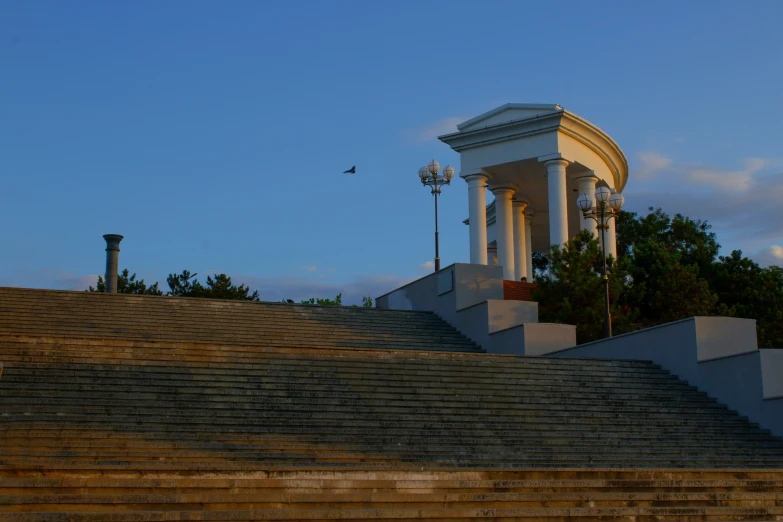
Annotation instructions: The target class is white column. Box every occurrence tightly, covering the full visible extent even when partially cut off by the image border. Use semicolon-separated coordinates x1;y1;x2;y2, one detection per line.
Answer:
575;175;598;238
605;191;618;258
605;218;617;258
525;211;533;281
491;187;515;280
512;201;528;281
465;174;488;265
545;159;570;248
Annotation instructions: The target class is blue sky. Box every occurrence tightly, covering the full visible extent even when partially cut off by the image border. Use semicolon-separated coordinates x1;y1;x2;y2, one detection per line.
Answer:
1;1;782;303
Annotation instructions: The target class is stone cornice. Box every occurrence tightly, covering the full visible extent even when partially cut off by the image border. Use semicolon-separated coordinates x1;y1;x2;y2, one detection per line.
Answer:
456;103;562;131
439;108;628;192
559;110;628;192
439;110;564;152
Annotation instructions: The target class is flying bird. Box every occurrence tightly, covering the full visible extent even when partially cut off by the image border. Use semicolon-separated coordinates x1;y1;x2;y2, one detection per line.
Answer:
343;166;356;174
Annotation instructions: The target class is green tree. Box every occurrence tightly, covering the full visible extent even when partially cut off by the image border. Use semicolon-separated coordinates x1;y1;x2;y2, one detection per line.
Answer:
300;293;342;306
712;251;783;348
616;208;719;328
617;207;719;276
531;252;549;277
284;294;373;307
622;239;718;327
88;269;163;295
534;230;637;344
166;270;260;301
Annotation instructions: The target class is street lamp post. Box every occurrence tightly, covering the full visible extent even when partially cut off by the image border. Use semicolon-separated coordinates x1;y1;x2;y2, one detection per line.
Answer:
576;187;625;338
418;160;454;272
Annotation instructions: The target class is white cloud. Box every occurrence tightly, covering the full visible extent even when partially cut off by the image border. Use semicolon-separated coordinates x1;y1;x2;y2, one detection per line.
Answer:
303;266;318;272
403;116;465;143
0;269;101;291
752;245;783;268
687;157;767;192
419;260;435;271
636;151;672;180
633;153;769;192
624;155;783;247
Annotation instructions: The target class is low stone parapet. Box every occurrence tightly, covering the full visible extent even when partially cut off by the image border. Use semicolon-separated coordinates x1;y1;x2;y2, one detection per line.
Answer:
377;264;576;354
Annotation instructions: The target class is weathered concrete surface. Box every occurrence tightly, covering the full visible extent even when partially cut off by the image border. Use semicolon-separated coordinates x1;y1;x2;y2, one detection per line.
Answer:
0;287;482;353
491;322;577;355
377;263;505;327
1;288;783;520
546;316;783;438
378;265;575;354
1;469;783;520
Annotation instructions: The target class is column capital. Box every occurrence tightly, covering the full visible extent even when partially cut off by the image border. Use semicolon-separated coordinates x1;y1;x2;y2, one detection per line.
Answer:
538;153;570;167
574;172;599;184
512;200;529;212
490;184;516;196
463;173;488;185
103;234;124;251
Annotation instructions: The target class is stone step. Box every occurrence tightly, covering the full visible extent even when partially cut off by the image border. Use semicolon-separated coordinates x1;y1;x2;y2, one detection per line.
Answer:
0;336;482;352
0;369;706;392
0;289;488;353
0;413;762;432
3;391;725;411
0;370;695;396
0;406;756;428
0;364;686;386
6;437;781;452
3;471;783;487
2;385;718;407
2;421;770;439
3;490;783;507
6;453;783;468
0;338;658;369
6;478;783;495
0;357;668;383
1;507;782;521
5;429;777;446
1;505;782;521
0;347;660;370
0;399;740;419
1;439;775;461
0;359;678;380
2;386;717;408
0;312;472;334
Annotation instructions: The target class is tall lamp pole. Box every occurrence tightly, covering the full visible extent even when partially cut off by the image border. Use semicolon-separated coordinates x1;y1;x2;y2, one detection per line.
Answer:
418;160;454;272
576;186;625;338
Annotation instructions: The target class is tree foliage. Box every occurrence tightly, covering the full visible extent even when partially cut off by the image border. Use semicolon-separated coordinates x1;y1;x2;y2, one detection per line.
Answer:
88;269;163;295
534;230;637;344
536;207;783;347
293;294;374;307
165;271;260;301
90;269;376;307
300;293;343;306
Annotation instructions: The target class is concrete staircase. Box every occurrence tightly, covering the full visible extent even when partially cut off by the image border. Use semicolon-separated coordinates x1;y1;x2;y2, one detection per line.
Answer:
0;288;482;353
1;288;782;519
2;470;783;520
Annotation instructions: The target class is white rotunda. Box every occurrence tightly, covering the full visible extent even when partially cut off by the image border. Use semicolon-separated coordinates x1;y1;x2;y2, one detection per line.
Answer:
439;103;628;281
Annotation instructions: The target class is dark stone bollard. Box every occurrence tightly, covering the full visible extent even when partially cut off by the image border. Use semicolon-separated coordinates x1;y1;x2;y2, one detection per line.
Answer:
103;234;124;294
